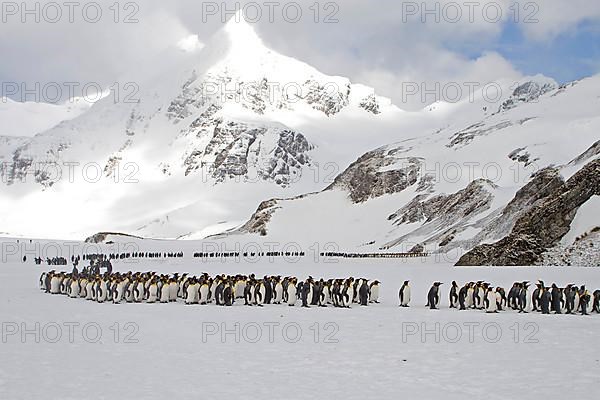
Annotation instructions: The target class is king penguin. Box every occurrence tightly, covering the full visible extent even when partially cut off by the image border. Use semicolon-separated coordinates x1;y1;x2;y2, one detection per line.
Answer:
399;281;411;307
427;282;442;310
449;281;459;308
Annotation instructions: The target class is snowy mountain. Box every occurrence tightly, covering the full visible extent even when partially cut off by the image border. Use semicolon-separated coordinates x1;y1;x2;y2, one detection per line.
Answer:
214;75;600;266
0;11;400;240
1;12;598;267
0;96;91;137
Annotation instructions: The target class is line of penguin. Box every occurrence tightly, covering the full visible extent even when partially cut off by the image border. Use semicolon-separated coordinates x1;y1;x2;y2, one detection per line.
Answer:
193;252;305;259
39;270;382;308
399;281;600;315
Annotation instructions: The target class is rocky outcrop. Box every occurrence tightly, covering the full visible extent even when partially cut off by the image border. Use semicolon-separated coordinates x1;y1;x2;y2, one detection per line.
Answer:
85;232;144;244
498;79;557;113
382;179;497;250
448;118;535;148
327;148;428;203
568;140;600;166
456;159;600;266
541;227;600;267
359;94;381;114
183;119;313;186
235;199;280;236
508;147;539;167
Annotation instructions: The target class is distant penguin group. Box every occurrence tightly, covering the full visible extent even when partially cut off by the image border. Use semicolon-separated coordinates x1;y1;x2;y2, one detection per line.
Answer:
394;280;599;316
39;270;381;309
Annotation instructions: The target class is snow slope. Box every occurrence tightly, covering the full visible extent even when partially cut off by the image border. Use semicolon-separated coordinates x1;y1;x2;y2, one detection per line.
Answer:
0;97;92;137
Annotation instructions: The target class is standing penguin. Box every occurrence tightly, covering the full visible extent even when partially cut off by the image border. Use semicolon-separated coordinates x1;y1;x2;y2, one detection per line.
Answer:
551;284;562;314
301;279;312;308
358;280;370;306
592;290;600;314
458;284;469;310
147;278;159;304
340;280;352;308
427;282;443;310
69;278;80;299
115;278;127;304
273;278;284;305
214;279;225;306
485;287;498;313
399;281;411;307
593;290;600;314
369;281;380;304
184;279;199;305
518;282;529;313
539;287;551;314
96;278;108;303
565;285;576;314
580;287;591;316
199;280;210;305
466;283;475;309
532;281;544;312
449;281;459;308
244;279;255;306
507;282;520;310
474;282;485;309
160;279;170;303
287;278;297;307
255;280;267;306
223;281;234;307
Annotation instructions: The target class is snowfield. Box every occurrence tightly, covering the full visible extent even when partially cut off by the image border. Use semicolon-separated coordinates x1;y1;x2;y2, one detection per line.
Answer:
1;238;599;399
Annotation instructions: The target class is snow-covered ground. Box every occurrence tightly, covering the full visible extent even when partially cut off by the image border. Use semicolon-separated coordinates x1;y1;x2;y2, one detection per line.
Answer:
0;96;92;137
1;238;599;399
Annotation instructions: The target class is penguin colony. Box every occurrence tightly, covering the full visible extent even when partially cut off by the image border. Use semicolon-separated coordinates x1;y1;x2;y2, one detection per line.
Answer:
39;270;381;308
403;280;599;315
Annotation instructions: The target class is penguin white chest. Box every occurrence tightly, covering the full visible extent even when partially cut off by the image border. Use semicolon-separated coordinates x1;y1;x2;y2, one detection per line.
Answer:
50;277;61;294
403;286;411;305
370;286;379;302
70;280;80;298
287;285;297;306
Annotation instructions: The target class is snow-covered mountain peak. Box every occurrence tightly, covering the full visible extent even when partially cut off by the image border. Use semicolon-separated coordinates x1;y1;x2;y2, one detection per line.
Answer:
221;10;266;53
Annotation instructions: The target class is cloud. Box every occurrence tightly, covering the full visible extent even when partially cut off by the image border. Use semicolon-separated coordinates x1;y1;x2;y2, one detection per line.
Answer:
0;0;598;108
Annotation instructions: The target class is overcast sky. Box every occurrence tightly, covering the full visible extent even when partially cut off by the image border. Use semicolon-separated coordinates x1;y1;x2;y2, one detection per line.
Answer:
1;0;599;109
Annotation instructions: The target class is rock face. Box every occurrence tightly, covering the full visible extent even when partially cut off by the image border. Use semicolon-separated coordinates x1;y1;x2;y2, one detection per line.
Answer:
85;232;143;244
541;228;600;267
382;179;497;250
326;148;427;203
183;119;313;186
456;159;600;266
498;79;557;112
234;199;281;236
447;118;535;148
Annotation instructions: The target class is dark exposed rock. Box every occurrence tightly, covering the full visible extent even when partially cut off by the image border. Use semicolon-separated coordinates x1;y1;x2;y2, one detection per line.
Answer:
448;118;535;148
568;140;600;166
236;199;280;236
359;94;381;114
183;119;313;186
456;159;600;266
382;179;496;250
389;179;496;226
409;244;424;254
327;148;425;203
303;80;350;116
508;147;539;167
85;232;143;244
498;80;557;113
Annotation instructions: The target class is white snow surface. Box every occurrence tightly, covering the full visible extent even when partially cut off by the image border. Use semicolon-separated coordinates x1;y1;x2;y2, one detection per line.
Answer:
0;237;599;399
0;96;92;137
